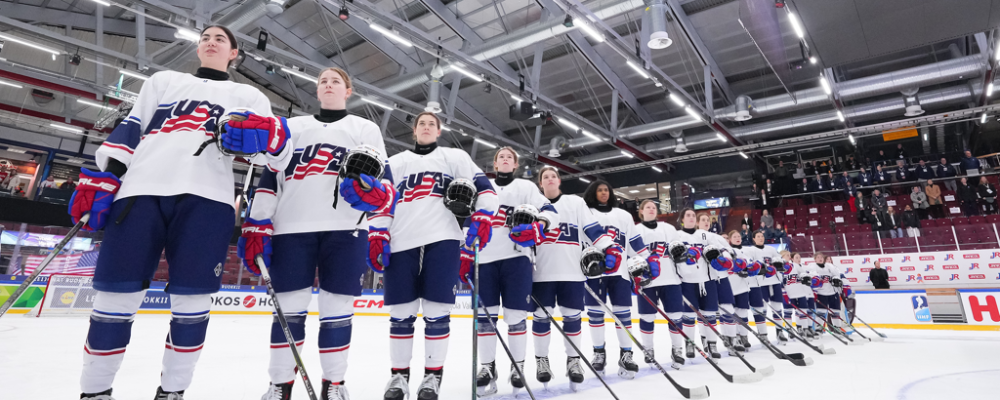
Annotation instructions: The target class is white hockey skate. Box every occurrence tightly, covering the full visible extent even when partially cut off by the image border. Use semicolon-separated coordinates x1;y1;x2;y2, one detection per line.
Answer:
416;370;443;400
475;362;498;396
383;370;410;400
566;356;585;391
322;381;350;400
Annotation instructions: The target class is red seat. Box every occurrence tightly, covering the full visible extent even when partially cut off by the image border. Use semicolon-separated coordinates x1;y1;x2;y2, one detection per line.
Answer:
987;214;1000;223
954;217;970;225
970;216;987;224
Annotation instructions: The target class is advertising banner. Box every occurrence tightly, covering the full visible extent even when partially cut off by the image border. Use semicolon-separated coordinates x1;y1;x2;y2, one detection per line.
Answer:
807;249;1000;288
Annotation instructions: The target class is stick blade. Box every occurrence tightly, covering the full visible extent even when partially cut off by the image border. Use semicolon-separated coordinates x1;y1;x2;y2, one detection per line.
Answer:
793;357;815;366
756;364;775;377
869;335;885;342
820;346;837;355
732;371;764;384
785;352;807;360
685;385;711;399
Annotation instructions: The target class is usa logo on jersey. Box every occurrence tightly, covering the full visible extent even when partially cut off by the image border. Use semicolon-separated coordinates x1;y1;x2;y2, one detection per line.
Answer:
145;100;225;137
397;171;450;203
285;143;348;181
542;222;580;245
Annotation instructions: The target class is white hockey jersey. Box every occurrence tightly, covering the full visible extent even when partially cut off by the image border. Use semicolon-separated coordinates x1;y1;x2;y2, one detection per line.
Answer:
97;71;291;207
635;221;680;287
384;146;498;252
478;178;559;265
534;194;606;283
247;115;391;235
589;207;650;279
727;245;751;295
737;245;762;288
784;262;811;299
704;231;734;282
811;262;844;296
672;228;711;284
750;245;783;287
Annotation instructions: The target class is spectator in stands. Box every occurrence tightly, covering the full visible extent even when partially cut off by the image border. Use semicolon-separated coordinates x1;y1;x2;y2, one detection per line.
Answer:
818;160;831;175
710;216;722;234
59;177;77;191
958;177;979;216
895;161;912;183
799;177;810;193
772;223;788;244
937;158;958;192
836;171;851;189
877;150;888;166
856;166;873;187
869;209;886;233
804;161;816;176
38;175;56;189
885;206;904;238
874;164;890;185
910;186;929;220
895;143;907;161
827;171;839;188
765;178;777;197
962;150;981;176
925;179;945;219
740;223;752;246
776;160;789;188
916;159;936;183
902;204;921;238
855;192;870;223
811;174;828;192
869;261;890;289
760;188;773;211
870;189;888;213
761;209;774;228
978;176;997;215
794;163;805;179
759;222;772;241
845;155;858;171
844;181;858;203
741;213;752;228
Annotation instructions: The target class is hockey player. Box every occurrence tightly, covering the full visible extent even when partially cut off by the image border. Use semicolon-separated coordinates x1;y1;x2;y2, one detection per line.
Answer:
70;26;292;400
531;166;613;388
696;214;739;355
784;252;813;339
634;200;685;368
379;112;499;400
744;230;784;345
796;254;819;339
725;230;752;353
582;180;660;379
473;148;559;396
810;252;846;332
243;68;393;400
669;208;721;359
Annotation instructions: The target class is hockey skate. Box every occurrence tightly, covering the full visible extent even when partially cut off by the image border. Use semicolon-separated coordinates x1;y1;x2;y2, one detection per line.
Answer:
643;348;655;365
739;335;752;350
80;388;114;400
261;382;293;400
670;346;685;370
153;386;184;400
777;329;789;345
383;369;410;400
566;357;585;391
706;341;721;359
590;347;607;375
535;356;552;388
684;341;695;359
509;361;526;394
730;335;745;353
618;349;638;379
416;369;442;400
723;336;740;356
322;381;350;400
475;362;498;396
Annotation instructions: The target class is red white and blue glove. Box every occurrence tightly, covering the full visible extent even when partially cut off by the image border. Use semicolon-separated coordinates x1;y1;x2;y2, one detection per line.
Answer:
782;262;795;274
459;247;475;284
341;174;395;213
763;263;777;278
646;253;661;279
237;218;273;276
67;168;121;231
221;111;289;155
685;246;702;266
843;285;855;298
510;221;544;247
604;244;624;274
710;253;733;272
733;258;749;277
811;276;825;289
367;228;391;273
465;210;493;251
747;261;762;277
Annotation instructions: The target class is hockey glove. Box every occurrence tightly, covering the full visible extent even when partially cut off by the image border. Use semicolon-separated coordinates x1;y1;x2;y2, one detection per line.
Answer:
703;245;721;263
628;257;652;288
831;278;843;288
843;285;855;299
747;261;763;277
782;262;794;274
510;221;544;247
646;253;662;280
710;251;734;272
237;218;274;276
810;276;824;289
604;244;624;274
733;258;749;277
685;246;703;266
221;111;289;155
763;263;777;278
464;210;494;251
367;228;391;273
68;168;121;231
772;261;786;273
341;174;396;213
459;247;475;284
800;275;812;286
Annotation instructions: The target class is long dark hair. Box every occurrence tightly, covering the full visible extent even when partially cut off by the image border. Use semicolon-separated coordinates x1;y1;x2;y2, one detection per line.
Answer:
200;25;238;67
676;207;695;227
583;179;618;209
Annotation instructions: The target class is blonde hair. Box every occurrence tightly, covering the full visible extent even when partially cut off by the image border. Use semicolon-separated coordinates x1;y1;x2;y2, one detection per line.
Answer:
697;213;711;222
780;250;790;258
814;252;826;263
727;230;741;237
317;67;352;92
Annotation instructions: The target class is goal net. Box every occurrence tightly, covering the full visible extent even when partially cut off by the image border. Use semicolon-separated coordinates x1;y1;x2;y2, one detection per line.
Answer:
24;274;97;317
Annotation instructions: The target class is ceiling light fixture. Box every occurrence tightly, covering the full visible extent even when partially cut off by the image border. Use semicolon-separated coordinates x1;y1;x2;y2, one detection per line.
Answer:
651;166;662;173
819;75;832;95
579;177;591;183
620;150;634;158
787;11;805;39
281;67;315;81
474;138;497;148
361;97;393;110
739;151;748;159
668;92;686;107
50;123;83;134
174;27;201;42
578;22;605;43
848;134;856;144
451;64;483;82
0;79;23;89
685;106;703;121
118;69;148;81
369;23;413;47
836;110;845;122
716;133;727;142
627;60;650;79
77;98;115;111
0;33;62;57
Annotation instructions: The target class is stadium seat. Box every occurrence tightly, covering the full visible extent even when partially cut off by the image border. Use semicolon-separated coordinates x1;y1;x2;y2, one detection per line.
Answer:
970;216;986;224
986;214;1000;224
953;217;970;225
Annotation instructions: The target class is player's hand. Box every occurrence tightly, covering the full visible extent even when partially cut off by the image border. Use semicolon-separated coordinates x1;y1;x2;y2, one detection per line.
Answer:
831;278;843;288
646;254;661;279
221;112;289;155
763;263;777;278
747;261;762;277
510;221;544;247
800;275;812;286
341;174;396;213
465;210;493;251
603;244;624;274
68;168;121;231
367;228;391;273
685;246;702;265
710;253;733;272
459;247;475;284
238;218;273;275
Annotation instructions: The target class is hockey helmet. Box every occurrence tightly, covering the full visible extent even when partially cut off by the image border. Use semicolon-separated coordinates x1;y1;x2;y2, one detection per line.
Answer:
507;204;539;228
703;245;722;261
580;246;606;277
627;257;652;287
667;241;688;264
339;144;386;182
444;178;478;218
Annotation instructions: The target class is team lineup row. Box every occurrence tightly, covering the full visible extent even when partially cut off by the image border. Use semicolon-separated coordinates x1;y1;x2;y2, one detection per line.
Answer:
56;25;851;400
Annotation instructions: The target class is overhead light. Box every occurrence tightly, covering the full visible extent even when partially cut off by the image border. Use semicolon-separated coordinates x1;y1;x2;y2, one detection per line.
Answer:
64;158;86;164
739;151;748;159
819;75;832;95
716;133;727;142
474;138;497;149
265;65;276;75
5;148;26;154
668;92;686;107
563;15;574;28
988;83;995;97
338;5;349;20
281;67;315;81
629;190;640;193
557;117;580;132
836;110;845;122
578;22;605;43
50;123;83;134
651;166;662;173
511;94;524;102
981;113;988;124
787;11;805;39
0;79;23;89
580;130;602;142
620;150;634;158
923;133;928;141
626;60;650;79
996;47;1000;61
579;177;591;183
809;56;817;64
174;27;201;42
450;64;483;82
369;23;413;47
685;106;703;121
77;98;115;111
88;0;111;6
848;134;855;144
118;69;148;81
440;125;451;131
645;187;656;192
662;185;669;189
361;97;393;110
0;33;62;57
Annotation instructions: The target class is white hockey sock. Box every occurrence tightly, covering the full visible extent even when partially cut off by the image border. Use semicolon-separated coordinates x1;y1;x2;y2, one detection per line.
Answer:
477;305;500;365
267;289;311;384
681;313;697;342
735;308;749;336
81;291;145;394
587;309;606;349
161;294;212;392
561;308;584;356
612;306;633;350
318;291;354;383
639;313;656;349
388;301;419;369
699;312;719;342
667;312;684;348
531;309;552;358
718;304;737;338
422;300;452;369
753;307;768;336
506;309;528;362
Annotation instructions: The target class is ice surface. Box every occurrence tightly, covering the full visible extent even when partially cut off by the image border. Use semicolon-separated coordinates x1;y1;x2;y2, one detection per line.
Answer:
1;315;997;399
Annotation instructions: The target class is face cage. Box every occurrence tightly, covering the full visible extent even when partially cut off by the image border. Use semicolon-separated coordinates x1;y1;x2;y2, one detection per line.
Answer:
445;181;478;218
581;252;606;276
339;151;385;182
507;210;537;228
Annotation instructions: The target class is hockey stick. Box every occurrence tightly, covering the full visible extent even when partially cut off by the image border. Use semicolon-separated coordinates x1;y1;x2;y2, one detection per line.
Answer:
755;304;835;355
680;296;774;378
785;301;849;345
837;292;886;341
528;295;619;398
813;295;862;345
464;277;537;399
583;282;711;399
715;307;812;366
256;255;319;400
634;286;765;383
471;239;480;400
0;213;89;318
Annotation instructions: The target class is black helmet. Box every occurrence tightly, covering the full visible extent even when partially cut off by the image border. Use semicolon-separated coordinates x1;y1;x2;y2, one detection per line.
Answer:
444;178;478;218
580;246;606;277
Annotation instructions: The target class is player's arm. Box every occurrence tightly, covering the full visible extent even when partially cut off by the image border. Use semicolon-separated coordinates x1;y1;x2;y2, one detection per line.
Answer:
363;130;396;274
235;92;292;170
579;204;613;250
510;188;559;247
238;169;280;275
457;151;498;250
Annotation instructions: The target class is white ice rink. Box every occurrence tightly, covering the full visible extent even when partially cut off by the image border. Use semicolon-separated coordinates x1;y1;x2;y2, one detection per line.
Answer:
1;314;998;399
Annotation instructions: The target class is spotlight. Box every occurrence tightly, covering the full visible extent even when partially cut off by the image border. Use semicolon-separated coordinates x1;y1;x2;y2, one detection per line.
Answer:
563;15;574;28
265;65;275;75
69;54;81;66
257;29;269;51
339;6;349;20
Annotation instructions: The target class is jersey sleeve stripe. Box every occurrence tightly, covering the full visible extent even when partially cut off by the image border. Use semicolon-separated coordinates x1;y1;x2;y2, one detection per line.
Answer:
100;142;135;154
